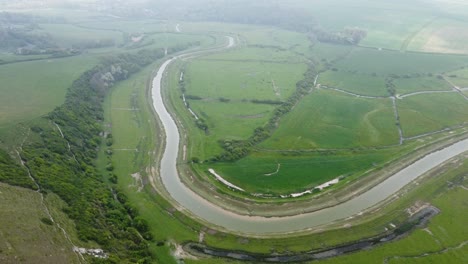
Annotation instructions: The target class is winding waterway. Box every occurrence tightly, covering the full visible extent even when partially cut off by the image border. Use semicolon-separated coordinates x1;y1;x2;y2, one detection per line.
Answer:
151;37;468;234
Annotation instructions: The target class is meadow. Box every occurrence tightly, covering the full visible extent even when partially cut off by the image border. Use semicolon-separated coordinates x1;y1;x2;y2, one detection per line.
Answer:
393;76;453;94
261;89;399;149
0;55;97;133
398;93;468;137
318;71;388;96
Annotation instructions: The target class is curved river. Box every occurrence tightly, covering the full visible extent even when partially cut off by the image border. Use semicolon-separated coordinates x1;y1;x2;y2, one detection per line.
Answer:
151;38;468;234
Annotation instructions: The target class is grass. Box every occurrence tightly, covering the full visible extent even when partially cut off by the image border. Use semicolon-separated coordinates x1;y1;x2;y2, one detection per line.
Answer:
394;76;453;94
334;47;468;75
398;93;468;137
261;89;399;150
446;67;468;88
189;100;273;157
185;60;306;100
0;55;97;133
318;71;389;96
38;23;123;47
201;147;400;194
408;17;468;54
202;47;305;63
0;183;80;263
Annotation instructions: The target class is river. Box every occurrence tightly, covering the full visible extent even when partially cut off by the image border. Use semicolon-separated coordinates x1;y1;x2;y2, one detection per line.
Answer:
151;37;468;234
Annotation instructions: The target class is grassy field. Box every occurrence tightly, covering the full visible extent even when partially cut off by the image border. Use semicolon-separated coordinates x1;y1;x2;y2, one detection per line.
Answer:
261;89;399;149
408;17;468;54
446;67;468;88
38;23;123;47
398;93;468;137
318;71;388;96
185;60;306;100
200;147;401;194
334;47;468;75
0;183;80;263
394;76;453;94
0;55;97;133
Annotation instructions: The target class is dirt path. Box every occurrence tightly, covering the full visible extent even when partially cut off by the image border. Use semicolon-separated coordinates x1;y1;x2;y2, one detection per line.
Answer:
320;85;387;99
396;90;455;99
264;163;280;176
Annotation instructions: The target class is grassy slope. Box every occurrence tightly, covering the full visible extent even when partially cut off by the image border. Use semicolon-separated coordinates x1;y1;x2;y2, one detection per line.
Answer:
0;183;80;263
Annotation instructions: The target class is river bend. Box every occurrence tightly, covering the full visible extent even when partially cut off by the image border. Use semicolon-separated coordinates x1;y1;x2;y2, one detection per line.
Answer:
151;37;468;234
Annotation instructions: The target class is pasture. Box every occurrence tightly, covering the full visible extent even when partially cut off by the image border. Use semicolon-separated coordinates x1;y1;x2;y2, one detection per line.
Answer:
398;93;468;137
408;17;468;54
394;76;453;94
185;60;306;100
333;47;468;75
318;71;388;96
201;147;399;194
0;56;97;132
261;89;399;149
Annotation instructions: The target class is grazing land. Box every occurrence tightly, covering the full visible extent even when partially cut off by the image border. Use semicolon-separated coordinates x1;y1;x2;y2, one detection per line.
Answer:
0;56;97;132
398;93;468;137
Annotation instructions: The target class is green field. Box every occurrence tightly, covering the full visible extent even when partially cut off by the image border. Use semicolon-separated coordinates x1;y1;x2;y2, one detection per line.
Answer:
202;148;401;194
0;56;97;132
261;89;399;149
398;93;468;137
38;23;123;47
408;17;468;54
185;60;306;100
446;67;468;88
334;47;468;75
394;76;453;94
318;71;388;96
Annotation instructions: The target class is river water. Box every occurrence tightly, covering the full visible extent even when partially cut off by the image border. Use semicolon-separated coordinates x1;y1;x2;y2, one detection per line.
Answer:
151;39;468;234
